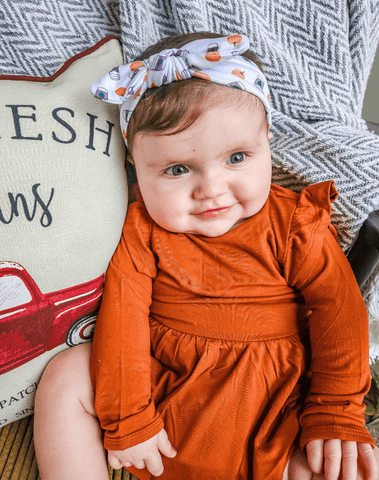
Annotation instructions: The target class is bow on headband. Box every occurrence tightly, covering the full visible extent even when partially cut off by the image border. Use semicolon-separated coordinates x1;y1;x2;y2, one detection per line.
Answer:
91;34;271;144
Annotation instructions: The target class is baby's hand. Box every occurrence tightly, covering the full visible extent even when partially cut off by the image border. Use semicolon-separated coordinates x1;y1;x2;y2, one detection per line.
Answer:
107;428;177;477
306;439;378;480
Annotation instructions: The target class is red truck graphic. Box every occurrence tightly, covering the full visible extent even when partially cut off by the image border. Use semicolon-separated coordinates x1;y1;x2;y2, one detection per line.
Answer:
0;261;104;375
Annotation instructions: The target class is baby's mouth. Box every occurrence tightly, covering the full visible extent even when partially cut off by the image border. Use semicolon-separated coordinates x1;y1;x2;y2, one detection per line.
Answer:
193;206;231;219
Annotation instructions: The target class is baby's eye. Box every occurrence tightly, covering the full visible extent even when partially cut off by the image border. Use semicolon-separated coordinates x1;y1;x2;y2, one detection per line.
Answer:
165;164;189;176
226;152;246;164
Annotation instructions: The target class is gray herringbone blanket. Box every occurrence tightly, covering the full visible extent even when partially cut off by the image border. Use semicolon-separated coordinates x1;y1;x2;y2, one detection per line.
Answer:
1;0;378;249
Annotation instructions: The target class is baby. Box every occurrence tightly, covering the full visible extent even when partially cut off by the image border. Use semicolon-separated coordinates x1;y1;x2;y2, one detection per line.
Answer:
34;31;379;480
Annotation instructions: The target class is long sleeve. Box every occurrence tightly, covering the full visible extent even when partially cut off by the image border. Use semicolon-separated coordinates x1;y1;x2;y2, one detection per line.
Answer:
281;181;375;453
90;202;164;451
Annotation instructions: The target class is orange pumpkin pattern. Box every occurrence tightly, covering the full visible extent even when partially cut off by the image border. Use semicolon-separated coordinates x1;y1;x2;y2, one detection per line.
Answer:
227;35;243;46
130;61;143;71
192;71;211;81
115;87;127;96
134;86;142;99
232;68;246;79
205;51;222;62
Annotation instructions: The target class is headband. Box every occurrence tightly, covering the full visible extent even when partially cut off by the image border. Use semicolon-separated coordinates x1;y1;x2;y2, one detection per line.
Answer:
91;34;271;145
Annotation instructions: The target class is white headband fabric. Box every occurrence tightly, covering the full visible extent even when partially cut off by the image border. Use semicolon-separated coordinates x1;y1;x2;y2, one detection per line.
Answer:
90;34;271;144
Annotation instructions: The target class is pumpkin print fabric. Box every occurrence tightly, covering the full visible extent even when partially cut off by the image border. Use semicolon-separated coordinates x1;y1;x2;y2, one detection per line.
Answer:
90;34;272;145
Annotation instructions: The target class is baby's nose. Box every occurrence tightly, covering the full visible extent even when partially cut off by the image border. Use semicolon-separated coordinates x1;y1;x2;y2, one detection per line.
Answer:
193;173;227;200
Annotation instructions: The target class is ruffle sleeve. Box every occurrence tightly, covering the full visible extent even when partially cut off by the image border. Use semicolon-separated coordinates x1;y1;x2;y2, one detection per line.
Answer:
90;202;164;451
283;180;338;288
282;181;375;453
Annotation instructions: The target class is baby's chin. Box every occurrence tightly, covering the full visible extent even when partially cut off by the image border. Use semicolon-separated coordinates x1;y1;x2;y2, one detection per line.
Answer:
158;225;228;237
166;222;247;237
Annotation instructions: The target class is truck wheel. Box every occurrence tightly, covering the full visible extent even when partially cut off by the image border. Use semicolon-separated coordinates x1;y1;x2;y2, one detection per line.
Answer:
66;312;98;347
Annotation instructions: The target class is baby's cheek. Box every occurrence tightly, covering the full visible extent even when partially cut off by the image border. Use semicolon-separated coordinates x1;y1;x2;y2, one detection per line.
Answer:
160;205;184;226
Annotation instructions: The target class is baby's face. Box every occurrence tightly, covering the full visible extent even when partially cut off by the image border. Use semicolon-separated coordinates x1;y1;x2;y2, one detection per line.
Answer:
131;102;272;237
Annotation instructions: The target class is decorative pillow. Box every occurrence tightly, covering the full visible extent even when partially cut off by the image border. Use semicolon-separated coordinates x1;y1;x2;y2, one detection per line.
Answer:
0;37;128;427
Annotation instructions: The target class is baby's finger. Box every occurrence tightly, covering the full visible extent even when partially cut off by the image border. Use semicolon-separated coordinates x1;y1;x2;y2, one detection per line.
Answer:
144;453;164;477
306;439;324;474
107;452;124;470
133;460;146;470
324;439;342;480
157;429;177;458
341;441;357;480
357;443;379;480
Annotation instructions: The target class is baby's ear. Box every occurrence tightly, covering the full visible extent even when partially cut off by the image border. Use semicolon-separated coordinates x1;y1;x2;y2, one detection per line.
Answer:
127;153;135;165
268;131;273;141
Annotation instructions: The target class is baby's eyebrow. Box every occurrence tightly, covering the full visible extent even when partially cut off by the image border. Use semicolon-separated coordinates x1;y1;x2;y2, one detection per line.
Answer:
146;158;175;168
146;160;159;168
146;153;197;167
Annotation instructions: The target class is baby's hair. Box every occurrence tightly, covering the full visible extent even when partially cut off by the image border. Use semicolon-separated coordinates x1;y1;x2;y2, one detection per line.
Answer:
127;31;265;156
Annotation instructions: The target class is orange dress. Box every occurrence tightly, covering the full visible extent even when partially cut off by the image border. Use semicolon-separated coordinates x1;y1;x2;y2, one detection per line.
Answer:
90;181;375;480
